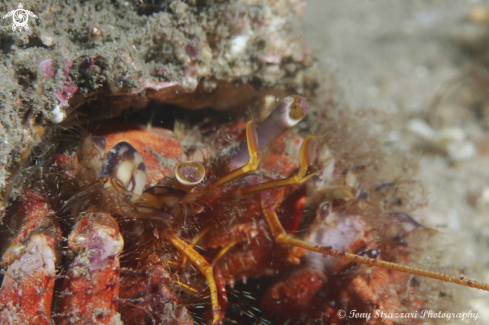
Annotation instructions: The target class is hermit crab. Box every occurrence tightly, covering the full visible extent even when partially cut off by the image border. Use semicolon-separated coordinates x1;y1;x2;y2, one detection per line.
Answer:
1;95;488;325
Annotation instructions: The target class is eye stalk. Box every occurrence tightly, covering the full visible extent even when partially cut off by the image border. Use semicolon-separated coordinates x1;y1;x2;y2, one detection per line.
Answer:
228;95;308;170
174;161;206;191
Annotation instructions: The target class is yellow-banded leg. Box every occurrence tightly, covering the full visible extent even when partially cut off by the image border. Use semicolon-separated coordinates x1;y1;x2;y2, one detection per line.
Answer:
260;193;489;292
165;230;222;325
236;135;324;198
210;121;261;190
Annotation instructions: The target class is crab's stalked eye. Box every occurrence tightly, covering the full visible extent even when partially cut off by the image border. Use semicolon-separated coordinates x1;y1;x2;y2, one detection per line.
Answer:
284;95;309;125
318;202;332;221
256;95;308;151
175;161;205;191
229;96;308;170
358;248;380;259
101;142;146;196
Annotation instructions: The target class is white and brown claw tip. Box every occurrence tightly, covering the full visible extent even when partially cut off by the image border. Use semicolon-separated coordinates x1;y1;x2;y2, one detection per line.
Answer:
175;161;206;191
228;95;308;170
139;185;186;210
101;141;147;196
60;212;123;325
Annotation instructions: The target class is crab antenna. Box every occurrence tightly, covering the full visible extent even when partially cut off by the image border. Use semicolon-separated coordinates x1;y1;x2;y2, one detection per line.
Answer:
228;95;308;170
260;192;489;292
236;135;324;198
210;121;261;189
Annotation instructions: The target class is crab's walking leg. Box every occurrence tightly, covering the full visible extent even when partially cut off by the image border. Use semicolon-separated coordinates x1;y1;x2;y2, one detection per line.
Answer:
211;96;309;190
59;212;124;325
210;120;260;190
260;192;489;292
0;190;61;325
165;229;222;325
118;252;195;324
237;135;324;198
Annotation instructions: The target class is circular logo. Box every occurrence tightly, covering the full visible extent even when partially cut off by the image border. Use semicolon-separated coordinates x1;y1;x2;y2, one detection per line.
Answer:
337;309;346;319
3;3;38;32
13;9;28;29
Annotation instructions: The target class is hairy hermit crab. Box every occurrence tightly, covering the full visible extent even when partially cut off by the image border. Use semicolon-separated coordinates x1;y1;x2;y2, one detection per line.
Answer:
1;95;488;325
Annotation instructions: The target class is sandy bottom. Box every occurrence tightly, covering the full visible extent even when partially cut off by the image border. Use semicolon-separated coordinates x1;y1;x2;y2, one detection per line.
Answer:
302;0;489;322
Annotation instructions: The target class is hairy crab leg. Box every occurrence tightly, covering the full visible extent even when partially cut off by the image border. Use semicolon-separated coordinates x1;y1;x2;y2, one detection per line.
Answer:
0;190;61;325
179;226;213;268
211;96;309;190
236;135;324;198
211;239;241;267
59;212;124;324
210;120;260;190
118;252;195;324
260;191;489;292
165;229;222;325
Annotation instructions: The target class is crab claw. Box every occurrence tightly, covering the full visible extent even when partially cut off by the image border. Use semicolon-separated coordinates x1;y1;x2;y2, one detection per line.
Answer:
102;142;147;196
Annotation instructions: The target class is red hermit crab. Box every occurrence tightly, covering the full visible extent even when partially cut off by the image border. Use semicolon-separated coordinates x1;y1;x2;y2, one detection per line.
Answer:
1;95;489;325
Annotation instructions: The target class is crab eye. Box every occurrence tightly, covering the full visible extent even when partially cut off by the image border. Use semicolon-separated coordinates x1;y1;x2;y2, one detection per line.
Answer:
284;95;309;125
101;142;146;196
358;249;380;259
175;161;206;191
318;202;331;220
176;162;205;185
